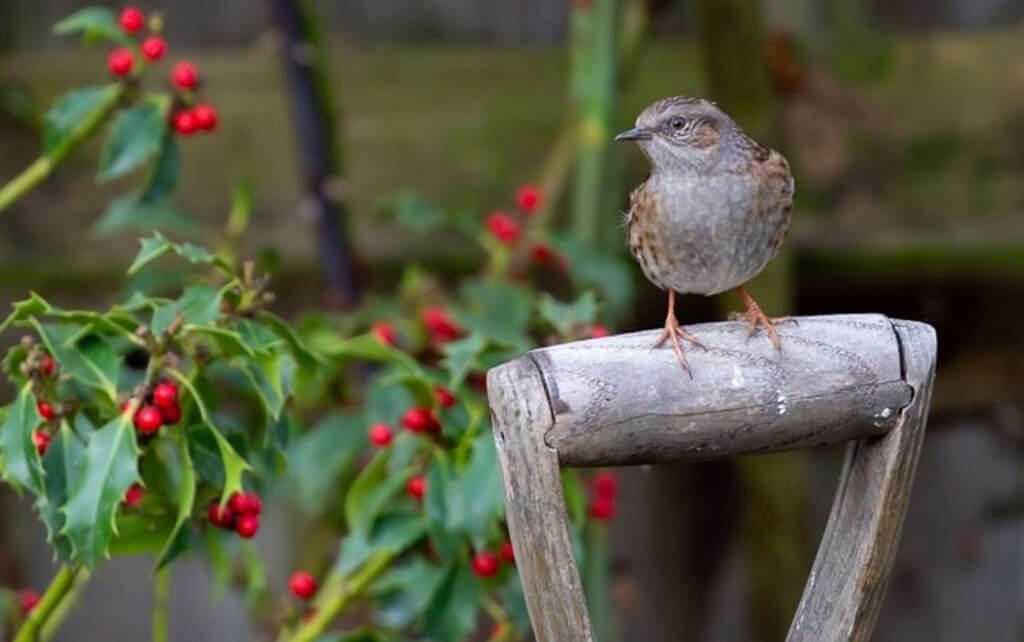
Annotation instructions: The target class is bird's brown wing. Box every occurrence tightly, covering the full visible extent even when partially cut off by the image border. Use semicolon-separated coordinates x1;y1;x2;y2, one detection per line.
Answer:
755;149;795;250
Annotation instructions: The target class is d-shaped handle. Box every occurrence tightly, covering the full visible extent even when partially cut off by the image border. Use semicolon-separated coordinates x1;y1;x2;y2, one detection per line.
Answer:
487;314;936;642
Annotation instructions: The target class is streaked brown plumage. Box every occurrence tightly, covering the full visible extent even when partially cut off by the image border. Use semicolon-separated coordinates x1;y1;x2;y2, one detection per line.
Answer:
616;96;794;373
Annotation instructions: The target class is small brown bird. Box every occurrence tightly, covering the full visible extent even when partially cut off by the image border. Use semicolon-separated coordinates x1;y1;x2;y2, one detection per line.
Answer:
616;97;794;372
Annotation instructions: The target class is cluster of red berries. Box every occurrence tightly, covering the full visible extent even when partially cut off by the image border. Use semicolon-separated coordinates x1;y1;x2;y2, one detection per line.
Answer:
422;307;463;345
589;471;618;521
130;380;181;436
288;571;318;600
485;184;543;247
369;385;457;447
207;491;263;539
470;539;516;578
107;7;218;137
31;354;61;456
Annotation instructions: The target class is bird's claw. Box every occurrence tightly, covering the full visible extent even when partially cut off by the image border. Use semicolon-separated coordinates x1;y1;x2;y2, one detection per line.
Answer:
653;315;704;378
731;307;785;351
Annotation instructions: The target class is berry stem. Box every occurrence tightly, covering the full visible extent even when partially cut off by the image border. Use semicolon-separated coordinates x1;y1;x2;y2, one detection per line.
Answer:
281;550;393;642
0;84;126;214
152;567;171;642
12;565;80;642
38;567;92;642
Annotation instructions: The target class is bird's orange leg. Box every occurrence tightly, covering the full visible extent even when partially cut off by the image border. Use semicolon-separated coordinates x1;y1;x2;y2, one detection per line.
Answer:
729;286;790;350
653;290;705;374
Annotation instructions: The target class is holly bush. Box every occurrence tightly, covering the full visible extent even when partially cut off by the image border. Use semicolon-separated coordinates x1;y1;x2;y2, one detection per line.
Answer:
0;6;628;642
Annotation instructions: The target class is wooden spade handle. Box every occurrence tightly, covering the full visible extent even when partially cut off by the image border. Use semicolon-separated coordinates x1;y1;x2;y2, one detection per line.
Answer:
487;314;937;642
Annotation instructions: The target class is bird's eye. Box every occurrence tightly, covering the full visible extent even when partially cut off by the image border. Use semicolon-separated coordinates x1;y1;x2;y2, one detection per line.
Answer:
670;117;686;131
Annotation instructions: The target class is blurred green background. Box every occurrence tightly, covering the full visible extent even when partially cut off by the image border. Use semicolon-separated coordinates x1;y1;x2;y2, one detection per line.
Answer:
0;1;1021;641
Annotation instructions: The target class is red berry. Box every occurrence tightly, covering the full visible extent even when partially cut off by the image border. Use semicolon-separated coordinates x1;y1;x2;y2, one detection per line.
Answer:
589;496;615;521
134;405;163;434
118;6;145;34
289;572;318;600
369;422;393;447
235;514;260;538
590;324;610;339
159;401;181;425
486;211;521;245
40;356;56;377
516;184;543;214
471;551;500;578
402;407;438;434
229;492;262;516
193;104;218;132
594;471;617;498
500;541;516;566
434;386;455;409
33;430;50;456
406;475;426;500
152;382;179;409
108;48;134;77
422;307;462;343
141;36;166;61
36;401;55;421
173;110;197;136
171;61;198;89
371;321;396;347
530;244;557;265
123;483;144;507
18;589;40;614
207;502;235;529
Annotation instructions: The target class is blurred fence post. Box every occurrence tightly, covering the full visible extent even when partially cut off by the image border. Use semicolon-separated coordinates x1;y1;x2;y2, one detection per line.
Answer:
270;0;358;308
569;0;622;249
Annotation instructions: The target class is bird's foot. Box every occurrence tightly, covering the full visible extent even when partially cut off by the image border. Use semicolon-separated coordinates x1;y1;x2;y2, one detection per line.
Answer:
729;304;788;351
653;314;706;376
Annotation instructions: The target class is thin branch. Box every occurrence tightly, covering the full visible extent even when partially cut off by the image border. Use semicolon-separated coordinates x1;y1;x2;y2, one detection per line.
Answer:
13;565;81;642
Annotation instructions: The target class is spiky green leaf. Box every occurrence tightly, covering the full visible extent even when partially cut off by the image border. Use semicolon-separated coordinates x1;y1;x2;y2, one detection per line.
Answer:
0;386;46;495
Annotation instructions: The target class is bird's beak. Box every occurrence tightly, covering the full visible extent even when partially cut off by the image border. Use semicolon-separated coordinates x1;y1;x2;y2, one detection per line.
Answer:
615;126;652;141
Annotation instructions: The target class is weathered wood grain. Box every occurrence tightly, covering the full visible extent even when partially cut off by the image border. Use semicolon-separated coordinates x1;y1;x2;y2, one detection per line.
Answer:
487;357;595;642
532;314;911;466
487;314;937;642
787;319;936;642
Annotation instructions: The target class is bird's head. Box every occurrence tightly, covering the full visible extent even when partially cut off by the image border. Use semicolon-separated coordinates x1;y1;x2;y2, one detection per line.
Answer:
615;96;733;173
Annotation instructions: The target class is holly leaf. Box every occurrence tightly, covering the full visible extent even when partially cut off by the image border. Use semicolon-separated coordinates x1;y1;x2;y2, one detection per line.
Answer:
345;450;413;536
38;422;85;560
61;411;140;567
424;454;459;561
140;134;181;201
42;85;120;155
234;352;294;420
371;558;446;629
538;291;598;336
256;312;324;371
151;285;222;336
0;292;49;334
94;195;197;238
189;326;254;359
286;412;366;516
155;431;196;570
127;233;225;275
0;386;46;496
335;513;426;576
169;371;250;504
422;563;482;642
98;100;168;182
550;236;635;324
32;322;120;403
447;432;504;546
53;8;133;46
440;333;488;389
454;280;532;350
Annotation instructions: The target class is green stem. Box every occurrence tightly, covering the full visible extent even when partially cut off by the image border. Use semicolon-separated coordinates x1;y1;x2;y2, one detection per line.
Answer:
282;551;392;642
39;569;91;642
13;565;80;642
152;567;171;642
0;84;124;213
